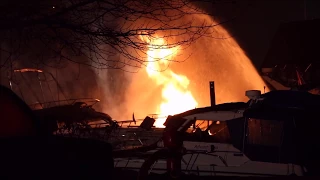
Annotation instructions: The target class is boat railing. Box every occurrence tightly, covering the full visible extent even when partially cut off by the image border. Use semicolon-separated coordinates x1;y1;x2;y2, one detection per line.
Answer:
28;98;101;109
53;118;163;151
114;150;300;177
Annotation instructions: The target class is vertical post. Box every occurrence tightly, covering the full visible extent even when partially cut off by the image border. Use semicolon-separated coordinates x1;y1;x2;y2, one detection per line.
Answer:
37;72;46;108
210;81;216;106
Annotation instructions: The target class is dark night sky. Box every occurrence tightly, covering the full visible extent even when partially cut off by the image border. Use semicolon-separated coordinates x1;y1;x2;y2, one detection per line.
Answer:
212;0;320;68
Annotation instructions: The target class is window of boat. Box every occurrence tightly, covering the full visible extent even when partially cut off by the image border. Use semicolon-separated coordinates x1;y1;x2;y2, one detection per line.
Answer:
185;120;231;143
247;118;284;146
208;120;231;143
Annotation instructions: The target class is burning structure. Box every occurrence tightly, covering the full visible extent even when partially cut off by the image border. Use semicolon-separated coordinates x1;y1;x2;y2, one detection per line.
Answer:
261;19;320;92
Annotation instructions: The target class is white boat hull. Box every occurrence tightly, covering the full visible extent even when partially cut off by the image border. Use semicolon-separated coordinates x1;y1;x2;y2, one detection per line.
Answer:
115;141;305;176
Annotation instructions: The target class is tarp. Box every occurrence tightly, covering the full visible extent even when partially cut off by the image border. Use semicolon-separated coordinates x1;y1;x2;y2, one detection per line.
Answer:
244;90;320;120
0;85;37;137
0;85;115;178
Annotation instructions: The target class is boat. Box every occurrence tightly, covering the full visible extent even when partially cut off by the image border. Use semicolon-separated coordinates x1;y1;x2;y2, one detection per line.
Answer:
114;89;320;178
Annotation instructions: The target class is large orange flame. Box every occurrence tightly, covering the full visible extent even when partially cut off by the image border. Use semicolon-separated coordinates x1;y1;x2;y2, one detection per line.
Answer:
145;38;198;127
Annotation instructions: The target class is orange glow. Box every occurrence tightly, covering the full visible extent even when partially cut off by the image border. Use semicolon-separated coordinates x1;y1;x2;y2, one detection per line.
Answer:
144;37;198;127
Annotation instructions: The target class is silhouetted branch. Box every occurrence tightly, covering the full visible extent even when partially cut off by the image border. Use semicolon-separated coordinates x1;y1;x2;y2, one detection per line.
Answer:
0;0;238;71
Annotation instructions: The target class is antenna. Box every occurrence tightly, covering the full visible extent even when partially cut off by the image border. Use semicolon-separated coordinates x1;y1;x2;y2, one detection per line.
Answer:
209;81;216;106
132;112;136;124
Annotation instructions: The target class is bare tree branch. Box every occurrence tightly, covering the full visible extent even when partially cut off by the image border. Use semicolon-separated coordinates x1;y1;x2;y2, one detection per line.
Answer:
0;0;239;71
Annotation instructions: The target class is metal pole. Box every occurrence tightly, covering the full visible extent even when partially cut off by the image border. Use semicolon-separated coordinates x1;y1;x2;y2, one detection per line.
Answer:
209;81;216;106
37;72;46;108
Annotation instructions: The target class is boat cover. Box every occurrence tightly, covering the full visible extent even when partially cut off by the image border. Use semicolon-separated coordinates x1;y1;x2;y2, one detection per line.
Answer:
244;90;320;121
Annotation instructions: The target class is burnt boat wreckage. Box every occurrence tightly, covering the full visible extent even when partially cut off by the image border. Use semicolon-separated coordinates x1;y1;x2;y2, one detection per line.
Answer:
5;68;161;149
5;68;320;178
7;69;116;133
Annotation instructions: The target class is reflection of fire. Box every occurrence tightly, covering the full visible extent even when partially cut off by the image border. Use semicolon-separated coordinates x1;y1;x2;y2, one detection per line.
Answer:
144;37;198;127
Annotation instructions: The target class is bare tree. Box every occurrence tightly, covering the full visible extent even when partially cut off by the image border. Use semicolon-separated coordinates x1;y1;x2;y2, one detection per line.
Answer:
0;0;235;71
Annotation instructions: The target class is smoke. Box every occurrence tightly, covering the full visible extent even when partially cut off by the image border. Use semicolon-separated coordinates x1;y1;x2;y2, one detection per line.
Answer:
99;13;268;120
178;21;268;106
94;68;131;120
171;14;268;106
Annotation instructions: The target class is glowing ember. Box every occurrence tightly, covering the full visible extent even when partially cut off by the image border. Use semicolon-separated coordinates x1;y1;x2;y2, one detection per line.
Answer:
145;37;198;127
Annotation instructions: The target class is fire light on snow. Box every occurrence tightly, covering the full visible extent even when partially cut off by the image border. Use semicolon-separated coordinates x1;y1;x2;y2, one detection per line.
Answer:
143;37;198;127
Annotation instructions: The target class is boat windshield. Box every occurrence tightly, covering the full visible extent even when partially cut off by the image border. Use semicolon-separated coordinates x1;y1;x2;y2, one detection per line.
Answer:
184;119;232;143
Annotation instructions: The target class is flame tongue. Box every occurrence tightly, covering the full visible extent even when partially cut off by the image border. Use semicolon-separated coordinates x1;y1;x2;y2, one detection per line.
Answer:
145;37;198;128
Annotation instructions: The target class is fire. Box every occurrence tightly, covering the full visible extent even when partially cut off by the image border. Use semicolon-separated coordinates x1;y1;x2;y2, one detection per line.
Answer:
144;37;198;127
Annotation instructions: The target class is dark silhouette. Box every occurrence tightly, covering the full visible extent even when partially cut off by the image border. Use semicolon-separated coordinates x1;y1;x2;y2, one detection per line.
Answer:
0;85;114;179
